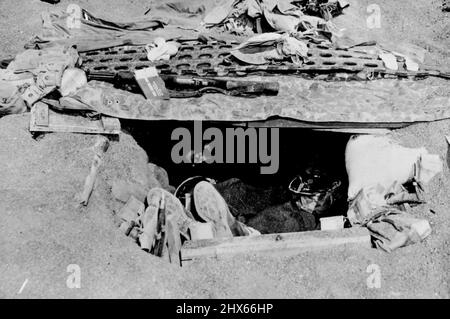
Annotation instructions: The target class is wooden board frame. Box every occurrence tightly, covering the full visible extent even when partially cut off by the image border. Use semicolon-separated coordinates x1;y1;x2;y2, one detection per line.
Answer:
181;227;371;265
30;102;121;135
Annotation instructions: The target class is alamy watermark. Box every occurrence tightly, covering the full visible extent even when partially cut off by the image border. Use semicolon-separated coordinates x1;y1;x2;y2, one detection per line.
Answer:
366;264;381;289
66;264;81;289
367;4;381;29
171;121;280;174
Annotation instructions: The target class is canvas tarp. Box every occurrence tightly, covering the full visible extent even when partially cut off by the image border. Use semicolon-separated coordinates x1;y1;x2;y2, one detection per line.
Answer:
149;76;450;125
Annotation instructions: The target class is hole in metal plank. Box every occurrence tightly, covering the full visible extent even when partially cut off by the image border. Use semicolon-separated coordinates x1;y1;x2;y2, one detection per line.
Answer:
197;62;212;69
176;63;191;70
114;66;129;70
363;63;380;67
156;64;170;69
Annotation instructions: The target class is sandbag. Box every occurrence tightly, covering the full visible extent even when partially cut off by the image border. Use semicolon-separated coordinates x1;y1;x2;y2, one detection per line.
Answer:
345;135;442;200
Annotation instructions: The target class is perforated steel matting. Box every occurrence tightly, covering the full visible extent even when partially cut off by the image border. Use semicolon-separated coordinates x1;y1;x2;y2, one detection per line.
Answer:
79;40;444;80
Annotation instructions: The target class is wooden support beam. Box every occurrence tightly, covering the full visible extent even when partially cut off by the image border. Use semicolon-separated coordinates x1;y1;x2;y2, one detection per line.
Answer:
236;118;409;130
34;102;49;127
181;227;371;265
80;136;110;206
30;103;121;135
313;128;390;135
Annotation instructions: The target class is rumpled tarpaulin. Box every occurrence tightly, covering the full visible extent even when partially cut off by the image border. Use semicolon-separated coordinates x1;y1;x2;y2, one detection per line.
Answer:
27;4;168;52
27;1;243;52
61;76;450;125
159;76;450;124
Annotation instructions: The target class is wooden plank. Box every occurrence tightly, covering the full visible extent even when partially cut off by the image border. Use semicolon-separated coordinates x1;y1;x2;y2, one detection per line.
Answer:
34;102;49;127
313;128;390;135
30;105;121;135
80;136;110;206
29;103;37;130
233;120;391;134
181;227;370;265
102;116;121;133
238;118;411;130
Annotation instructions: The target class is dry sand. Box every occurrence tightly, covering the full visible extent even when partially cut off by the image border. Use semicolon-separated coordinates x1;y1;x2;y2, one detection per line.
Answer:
0;0;449;298
1;113;449;299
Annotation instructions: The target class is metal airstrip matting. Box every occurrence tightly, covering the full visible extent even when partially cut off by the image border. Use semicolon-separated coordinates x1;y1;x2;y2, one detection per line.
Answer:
80;40;386;78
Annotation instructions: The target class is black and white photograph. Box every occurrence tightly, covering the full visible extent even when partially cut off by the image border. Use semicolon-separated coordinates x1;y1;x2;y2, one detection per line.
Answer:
0;0;449;305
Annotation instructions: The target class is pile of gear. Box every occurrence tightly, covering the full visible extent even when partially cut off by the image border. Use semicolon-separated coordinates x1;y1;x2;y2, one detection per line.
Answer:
345;135;442;252
117;180;260;265
2;1;449;118
0;47;80;116
201;0;349;35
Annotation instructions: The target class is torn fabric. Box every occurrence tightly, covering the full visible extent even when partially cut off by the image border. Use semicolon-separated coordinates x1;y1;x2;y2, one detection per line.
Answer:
66;81;170;120
367;208;431;252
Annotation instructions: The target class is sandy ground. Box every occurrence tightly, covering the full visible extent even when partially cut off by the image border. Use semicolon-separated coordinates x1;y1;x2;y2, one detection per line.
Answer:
0;0;449;299
1;114;449;299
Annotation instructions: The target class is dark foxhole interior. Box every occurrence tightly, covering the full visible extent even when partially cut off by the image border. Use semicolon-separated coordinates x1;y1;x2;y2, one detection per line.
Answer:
123;120;351;234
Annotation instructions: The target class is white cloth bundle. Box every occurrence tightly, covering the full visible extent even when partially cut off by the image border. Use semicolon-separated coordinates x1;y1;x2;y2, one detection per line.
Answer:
345;135;442;200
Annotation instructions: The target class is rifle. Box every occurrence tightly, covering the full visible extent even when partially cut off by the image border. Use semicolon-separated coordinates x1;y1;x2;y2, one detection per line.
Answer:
160;74;280;97
86;71;280;98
